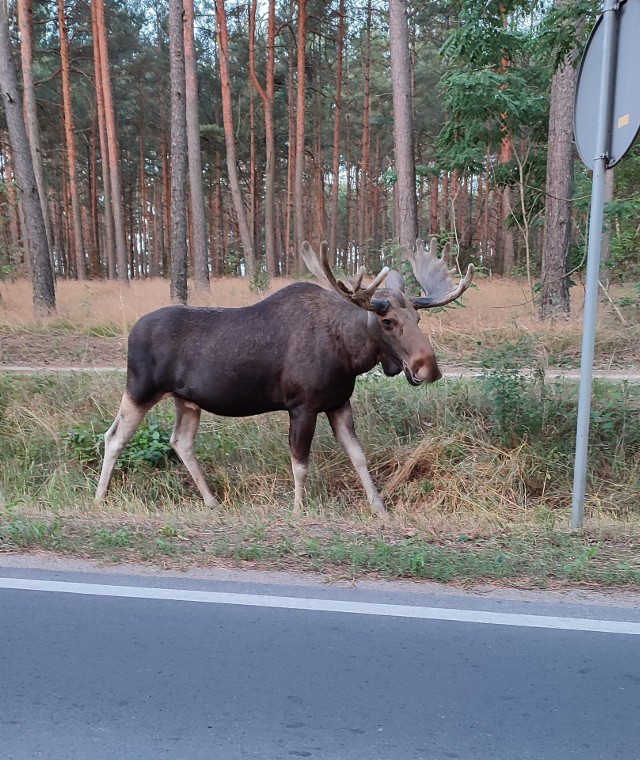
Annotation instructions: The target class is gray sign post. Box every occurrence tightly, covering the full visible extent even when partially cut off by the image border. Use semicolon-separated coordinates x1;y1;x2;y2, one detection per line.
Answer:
572;0;640;528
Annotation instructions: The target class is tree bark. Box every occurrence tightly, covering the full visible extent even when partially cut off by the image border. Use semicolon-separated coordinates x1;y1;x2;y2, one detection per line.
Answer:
58;0;86;279
429;173;439;235
17;0;53;258
389;0;417;249
498;47;515;273
285;38;295;274
358;0;372;262
293;0;307;269
168;0;188;303
600;166;614;289
94;0;129;282
91;0;116;279
539;2;579;320
328;0;345;262
249;0;277;276
216;0;255;278
183;0;209;289
0;2;55;314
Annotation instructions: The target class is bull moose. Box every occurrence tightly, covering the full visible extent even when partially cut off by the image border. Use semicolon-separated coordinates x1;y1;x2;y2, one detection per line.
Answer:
95;239;474;515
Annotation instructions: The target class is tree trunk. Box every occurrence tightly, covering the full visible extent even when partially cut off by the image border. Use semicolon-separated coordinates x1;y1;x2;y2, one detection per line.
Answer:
358;0;372;261
285;40;295;274
600;166;615;289
328;0;345;262
94;0;129;283
139;126;148;275
216;0;255;278
389;0;417;249
539;2;580;320
249;74;257;254
58;0;86;279
0;2;55;314
498;136;515;275
17;0;53;258
429;174;439;235
88;124;102;275
249;0;277;276
91;0;116;279
168;0;188;303
183;0;209;289
293;0;307;269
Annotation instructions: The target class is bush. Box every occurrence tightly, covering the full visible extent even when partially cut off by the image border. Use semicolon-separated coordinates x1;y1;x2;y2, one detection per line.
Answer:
65;417;174;470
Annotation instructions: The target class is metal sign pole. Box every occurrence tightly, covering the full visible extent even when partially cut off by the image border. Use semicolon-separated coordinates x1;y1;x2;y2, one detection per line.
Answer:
571;0;620;529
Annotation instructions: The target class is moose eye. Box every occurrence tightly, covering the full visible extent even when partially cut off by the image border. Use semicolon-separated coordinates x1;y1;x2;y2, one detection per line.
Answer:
382;318;393;328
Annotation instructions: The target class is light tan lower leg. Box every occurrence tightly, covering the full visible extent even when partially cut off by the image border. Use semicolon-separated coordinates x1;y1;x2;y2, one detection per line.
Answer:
171;398;219;508
95;393;149;501
327;404;387;516
291;458;310;512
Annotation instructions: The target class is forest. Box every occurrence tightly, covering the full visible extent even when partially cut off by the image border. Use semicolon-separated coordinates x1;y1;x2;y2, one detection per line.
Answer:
0;0;638;317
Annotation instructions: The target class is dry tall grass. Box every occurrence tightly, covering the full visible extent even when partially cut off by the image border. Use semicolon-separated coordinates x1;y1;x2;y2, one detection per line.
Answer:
0;276;294;329
0;275;638;368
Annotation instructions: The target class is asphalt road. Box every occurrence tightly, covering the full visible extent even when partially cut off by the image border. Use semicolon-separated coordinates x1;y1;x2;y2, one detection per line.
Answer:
1;563;639;760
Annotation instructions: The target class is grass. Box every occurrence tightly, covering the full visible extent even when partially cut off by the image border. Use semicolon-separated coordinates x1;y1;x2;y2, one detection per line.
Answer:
1;367;639;588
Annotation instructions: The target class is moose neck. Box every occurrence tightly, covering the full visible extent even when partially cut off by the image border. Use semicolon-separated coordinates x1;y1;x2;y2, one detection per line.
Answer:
326;305;381;377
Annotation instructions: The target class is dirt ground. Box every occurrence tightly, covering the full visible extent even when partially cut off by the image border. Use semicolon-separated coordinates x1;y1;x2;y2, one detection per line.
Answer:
1;275;638;368
1;331;127;367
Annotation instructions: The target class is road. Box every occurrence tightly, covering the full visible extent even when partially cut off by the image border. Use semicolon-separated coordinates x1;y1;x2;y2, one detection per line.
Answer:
1;561;639;760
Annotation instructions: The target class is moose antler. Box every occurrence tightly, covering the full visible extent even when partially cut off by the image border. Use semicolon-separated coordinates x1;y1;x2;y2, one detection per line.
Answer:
300;241;389;309
399;237;474;309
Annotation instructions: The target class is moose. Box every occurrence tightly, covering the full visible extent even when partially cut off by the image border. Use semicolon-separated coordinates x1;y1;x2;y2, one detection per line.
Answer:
95;239;474;516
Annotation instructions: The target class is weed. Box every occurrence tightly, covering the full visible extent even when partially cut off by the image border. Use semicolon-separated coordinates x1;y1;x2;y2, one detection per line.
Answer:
0;516;63;549
92;526;135;548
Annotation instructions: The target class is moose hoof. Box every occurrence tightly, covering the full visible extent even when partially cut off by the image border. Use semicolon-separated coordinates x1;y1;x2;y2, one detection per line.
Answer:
370;499;388;518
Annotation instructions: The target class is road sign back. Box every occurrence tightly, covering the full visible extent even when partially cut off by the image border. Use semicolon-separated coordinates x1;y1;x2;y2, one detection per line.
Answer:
574;0;640;169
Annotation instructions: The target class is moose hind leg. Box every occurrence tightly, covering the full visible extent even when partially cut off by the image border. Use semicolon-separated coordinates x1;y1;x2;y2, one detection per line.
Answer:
96;392;149;501
288;409;317;512
327;403;387;517
171;397;219;509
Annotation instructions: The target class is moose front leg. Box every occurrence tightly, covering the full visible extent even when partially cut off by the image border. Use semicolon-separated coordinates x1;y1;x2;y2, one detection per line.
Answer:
327;403;387;517
288;409;318;512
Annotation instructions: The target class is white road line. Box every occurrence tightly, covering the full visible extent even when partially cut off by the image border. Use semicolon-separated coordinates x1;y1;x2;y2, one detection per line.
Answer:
2;577;639;635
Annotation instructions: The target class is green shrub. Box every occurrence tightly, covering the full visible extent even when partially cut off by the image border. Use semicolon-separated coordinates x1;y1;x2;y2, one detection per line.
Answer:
65;417;174;470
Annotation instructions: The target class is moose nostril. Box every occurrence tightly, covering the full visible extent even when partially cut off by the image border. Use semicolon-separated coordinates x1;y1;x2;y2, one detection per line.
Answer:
415;356;441;383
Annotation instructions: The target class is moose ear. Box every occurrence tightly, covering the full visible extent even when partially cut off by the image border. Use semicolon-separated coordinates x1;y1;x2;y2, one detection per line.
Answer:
370;298;390;316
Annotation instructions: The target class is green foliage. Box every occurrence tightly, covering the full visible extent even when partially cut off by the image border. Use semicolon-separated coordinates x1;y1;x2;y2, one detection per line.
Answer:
65;417;174;471
617;283;640;311
538;0;600;69
437;0;551;174
0;517;63;549
477;340;640;467
0;263;17;281
249;268;271;295
479;337;546;445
